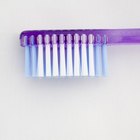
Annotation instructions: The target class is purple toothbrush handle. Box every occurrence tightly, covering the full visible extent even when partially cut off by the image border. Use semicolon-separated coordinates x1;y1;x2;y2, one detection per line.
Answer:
20;29;140;46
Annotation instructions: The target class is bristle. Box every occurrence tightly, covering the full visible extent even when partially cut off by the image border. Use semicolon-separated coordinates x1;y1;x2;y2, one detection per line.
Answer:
52;34;59;76
37;35;44;77
74;34;80;76
22;36;28;46
95;34;102;76
24;36;31;76
30;35;37;77
81;34;87;44
88;34;95;76
66;34;73;76
102;35;108;76
59;34;66;76
66;34;72;44
59;34;65;44
37;34;43;44
74;33;80;44
30;35;35;45
81;34;88;76
44;34;50;44
88;34;94;44
52;34;57;44
45;34;51;76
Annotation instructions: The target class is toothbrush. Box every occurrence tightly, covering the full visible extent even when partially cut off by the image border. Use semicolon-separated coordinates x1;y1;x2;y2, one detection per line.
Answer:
20;29;140;77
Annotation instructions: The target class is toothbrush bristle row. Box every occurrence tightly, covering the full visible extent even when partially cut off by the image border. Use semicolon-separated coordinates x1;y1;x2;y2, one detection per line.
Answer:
21;32;108;77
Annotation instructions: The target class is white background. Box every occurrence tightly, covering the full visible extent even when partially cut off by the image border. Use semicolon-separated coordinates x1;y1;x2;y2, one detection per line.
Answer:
0;0;140;139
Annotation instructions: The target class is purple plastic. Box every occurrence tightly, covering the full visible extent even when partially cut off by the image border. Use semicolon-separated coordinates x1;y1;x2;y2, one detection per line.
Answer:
20;29;140;47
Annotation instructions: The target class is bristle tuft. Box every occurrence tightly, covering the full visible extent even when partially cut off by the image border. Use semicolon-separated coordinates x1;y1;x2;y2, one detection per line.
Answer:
37;35;43;44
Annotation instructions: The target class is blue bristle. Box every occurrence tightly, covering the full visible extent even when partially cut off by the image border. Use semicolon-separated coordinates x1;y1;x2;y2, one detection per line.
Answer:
94;34;102;77
23;36;31;77
102;35;108;76
30;35;37;77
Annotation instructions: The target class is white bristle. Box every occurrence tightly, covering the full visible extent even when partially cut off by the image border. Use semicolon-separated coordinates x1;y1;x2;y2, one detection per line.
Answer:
74;34;80;76
59;34;66;76
45;35;51;77
81;34;87;44
37;34;43;45
60;34;65;44
37;35;44;77
88;34;94;44
66;34;73;76
52;34;59;76
52;34;57;44
44;34;50;44
74;33;80;44
67;34;72;44
88;34;95;76
81;34;88;76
